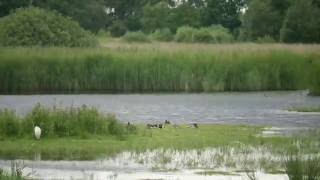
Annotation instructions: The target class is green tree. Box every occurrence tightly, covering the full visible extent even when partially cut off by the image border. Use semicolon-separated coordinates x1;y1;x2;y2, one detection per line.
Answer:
280;0;320;43
109;20;127;37
0;7;97;47
142;2;171;33
168;3;201;32
0;0;31;16
32;0;108;32
201;0;246;31
240;0;281;40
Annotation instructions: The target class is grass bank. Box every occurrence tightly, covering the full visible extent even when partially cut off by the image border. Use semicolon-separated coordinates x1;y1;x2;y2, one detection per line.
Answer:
1;105;319;160
288;106;320;112
0;105;135;140
0;43;319;94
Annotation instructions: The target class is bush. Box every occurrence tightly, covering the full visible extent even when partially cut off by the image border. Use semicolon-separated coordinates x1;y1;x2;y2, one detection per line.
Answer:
208;25;234;43
109;20;127;37
175;25;234;43
280;0;320;43
193;28;215;43
150;28;174;42
256;35;276;44
97;29;111;38
175;26;196;42
123;31;150;43
0;110;21;137
0;7;97;47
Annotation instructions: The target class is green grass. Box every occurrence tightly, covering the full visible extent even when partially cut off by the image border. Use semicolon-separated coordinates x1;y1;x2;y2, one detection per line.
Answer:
0;162;25;180
0;122;296;160
1;105;319;161
195;171;239;176
0;105;135;140
288;106;320;112
0;43;319;94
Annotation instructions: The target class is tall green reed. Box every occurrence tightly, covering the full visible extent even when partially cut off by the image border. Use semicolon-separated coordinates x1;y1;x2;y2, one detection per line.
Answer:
0;104;132;139
0;47;318;94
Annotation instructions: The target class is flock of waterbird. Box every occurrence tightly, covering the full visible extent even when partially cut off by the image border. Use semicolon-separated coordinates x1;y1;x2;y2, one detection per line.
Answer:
146;120;199;129
33;120;199;140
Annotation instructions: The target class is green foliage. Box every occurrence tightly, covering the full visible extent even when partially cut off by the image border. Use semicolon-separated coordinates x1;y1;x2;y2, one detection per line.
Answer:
201;0;245;31
109;20;127;37
122;31;150;43
168;3;201;32
256;35;276;44
0;167;24;180
0;0;30;17
208;25;234;43
33;0;109;33
0;0;108;32
0;7;97;47
241;0;282;41
285;155;304;180
193;28;215;43
280;0;320;43
0;110;21;137
96;29;111;38
142;2;171;33
285;155;320;180
175;26;234;43
310;61;320;95
0;104;131;139
0;46;317;93
150;28;174;42
175;26;196;42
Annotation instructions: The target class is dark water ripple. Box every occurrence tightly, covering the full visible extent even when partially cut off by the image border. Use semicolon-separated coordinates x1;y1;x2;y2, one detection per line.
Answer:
0;91;319;127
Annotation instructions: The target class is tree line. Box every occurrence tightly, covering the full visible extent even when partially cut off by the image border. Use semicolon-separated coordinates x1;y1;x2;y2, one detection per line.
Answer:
1;0;320;43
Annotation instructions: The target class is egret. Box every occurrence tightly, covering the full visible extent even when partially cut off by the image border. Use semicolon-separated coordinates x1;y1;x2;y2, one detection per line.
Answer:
34;126;41;140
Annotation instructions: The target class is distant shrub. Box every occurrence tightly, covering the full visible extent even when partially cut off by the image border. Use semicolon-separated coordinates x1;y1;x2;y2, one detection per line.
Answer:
97;29;111;38
0;7;97;47
150;28;174;42
193;28;215;43
256;35;276;44
123;31;150;43
208;25;234;43
109;20;127;37
175;26;196;42
175;25;234;43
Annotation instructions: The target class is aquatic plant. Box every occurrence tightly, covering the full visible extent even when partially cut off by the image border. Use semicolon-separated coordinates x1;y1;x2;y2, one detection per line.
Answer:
0;104;132;139
0;44;318;94
0;161;27;180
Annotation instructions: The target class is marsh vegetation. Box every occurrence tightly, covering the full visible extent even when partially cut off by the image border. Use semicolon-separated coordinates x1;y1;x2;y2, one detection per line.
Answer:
0;43;319;94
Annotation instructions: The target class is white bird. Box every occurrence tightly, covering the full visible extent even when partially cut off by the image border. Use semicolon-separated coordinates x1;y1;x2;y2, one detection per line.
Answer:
34;126;41;140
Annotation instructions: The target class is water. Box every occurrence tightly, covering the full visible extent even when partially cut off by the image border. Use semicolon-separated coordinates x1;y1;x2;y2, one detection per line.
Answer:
0;91;319;179
0;147;289;180
0;91;320;127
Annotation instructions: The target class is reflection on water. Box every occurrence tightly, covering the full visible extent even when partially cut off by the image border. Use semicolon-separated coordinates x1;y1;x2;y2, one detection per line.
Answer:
0;90;320;127
0;147;289;180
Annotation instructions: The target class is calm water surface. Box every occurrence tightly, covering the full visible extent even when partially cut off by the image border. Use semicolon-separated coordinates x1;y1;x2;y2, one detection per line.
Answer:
0;91;319;127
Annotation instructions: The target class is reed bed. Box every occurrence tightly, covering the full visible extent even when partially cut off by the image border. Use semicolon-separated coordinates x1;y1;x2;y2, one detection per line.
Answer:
0;104;133;139
0;43;319;94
